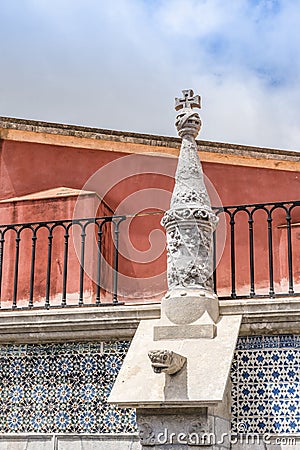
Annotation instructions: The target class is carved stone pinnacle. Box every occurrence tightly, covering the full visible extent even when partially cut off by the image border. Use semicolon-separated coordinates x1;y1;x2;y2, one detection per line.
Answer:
161;90;218;294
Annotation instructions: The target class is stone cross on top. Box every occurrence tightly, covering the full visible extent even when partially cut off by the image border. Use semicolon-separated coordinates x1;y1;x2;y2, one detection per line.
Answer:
175;89;201;111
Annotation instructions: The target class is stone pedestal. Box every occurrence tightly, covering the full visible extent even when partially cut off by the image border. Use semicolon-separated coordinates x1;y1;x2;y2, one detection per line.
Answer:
109;314;241;449
136;391;233;449
154;290;219;340
109;314;241;406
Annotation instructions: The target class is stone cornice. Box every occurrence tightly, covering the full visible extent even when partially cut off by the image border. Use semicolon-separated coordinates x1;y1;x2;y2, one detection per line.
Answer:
0;299;299;343
220;297;300;335
0;116;300;171
0;304;160;344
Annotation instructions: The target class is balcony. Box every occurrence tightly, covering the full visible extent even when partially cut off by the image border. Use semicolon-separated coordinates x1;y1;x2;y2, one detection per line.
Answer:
0;200;299;311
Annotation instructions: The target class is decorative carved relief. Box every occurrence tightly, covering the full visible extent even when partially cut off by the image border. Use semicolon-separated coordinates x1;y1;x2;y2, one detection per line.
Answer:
138;421;155;446
161;208;218;228
188;419;209;436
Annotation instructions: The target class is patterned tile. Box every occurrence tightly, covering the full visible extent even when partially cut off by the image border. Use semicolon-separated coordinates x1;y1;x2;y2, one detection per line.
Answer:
2;335;300;436
279;335;295;348
262;335;279;349
231;334;300;434
0;341;137;433
235;336;249;350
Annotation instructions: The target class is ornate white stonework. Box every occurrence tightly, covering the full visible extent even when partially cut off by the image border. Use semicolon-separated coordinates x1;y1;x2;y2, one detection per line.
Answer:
109;91;242;450
161;89;218;293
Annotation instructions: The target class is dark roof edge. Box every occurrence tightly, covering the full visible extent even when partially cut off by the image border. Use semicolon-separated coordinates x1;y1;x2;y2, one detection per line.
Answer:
0;115;299;161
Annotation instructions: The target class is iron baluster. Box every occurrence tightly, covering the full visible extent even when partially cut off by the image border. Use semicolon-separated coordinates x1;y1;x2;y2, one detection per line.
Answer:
62;226;70;307
95;220;105;306
230;213;237;299
29;230;37;308
0;232;4;306
267;210;275;297
45;228;53;309
248;211;255;298
213;230;217;295
286;209;294;294
79;224;87;306
13;230;21;309
112;217;126;305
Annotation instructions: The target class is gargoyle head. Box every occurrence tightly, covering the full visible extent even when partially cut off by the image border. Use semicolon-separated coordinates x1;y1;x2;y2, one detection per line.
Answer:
148;350;186;375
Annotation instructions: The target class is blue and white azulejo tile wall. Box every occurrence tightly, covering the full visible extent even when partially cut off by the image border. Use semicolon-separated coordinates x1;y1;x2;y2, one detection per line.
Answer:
0;341;136;433
1;335;299;435
231;334;300;434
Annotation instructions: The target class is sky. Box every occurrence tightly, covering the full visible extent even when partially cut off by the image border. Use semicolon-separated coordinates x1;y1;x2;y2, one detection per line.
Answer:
1;0;300;150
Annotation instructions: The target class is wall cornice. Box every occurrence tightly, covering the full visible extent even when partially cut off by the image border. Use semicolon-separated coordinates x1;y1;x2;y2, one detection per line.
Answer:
0;298;299;344
220;297;300;335
1;116;300;172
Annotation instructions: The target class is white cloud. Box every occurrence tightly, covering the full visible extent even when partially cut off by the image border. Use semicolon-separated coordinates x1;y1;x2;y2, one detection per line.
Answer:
0;0;300;150
156;0;245;38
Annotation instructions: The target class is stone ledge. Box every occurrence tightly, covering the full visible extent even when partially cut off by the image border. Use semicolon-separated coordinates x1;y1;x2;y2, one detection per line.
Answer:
0;434;141;450
0;304;160;343
220;297;300;335
0;298;299;344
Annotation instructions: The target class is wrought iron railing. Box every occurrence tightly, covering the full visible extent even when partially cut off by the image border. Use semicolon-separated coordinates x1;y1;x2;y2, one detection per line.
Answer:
213;200;300;299
0;200;300;310
0;215;126;310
